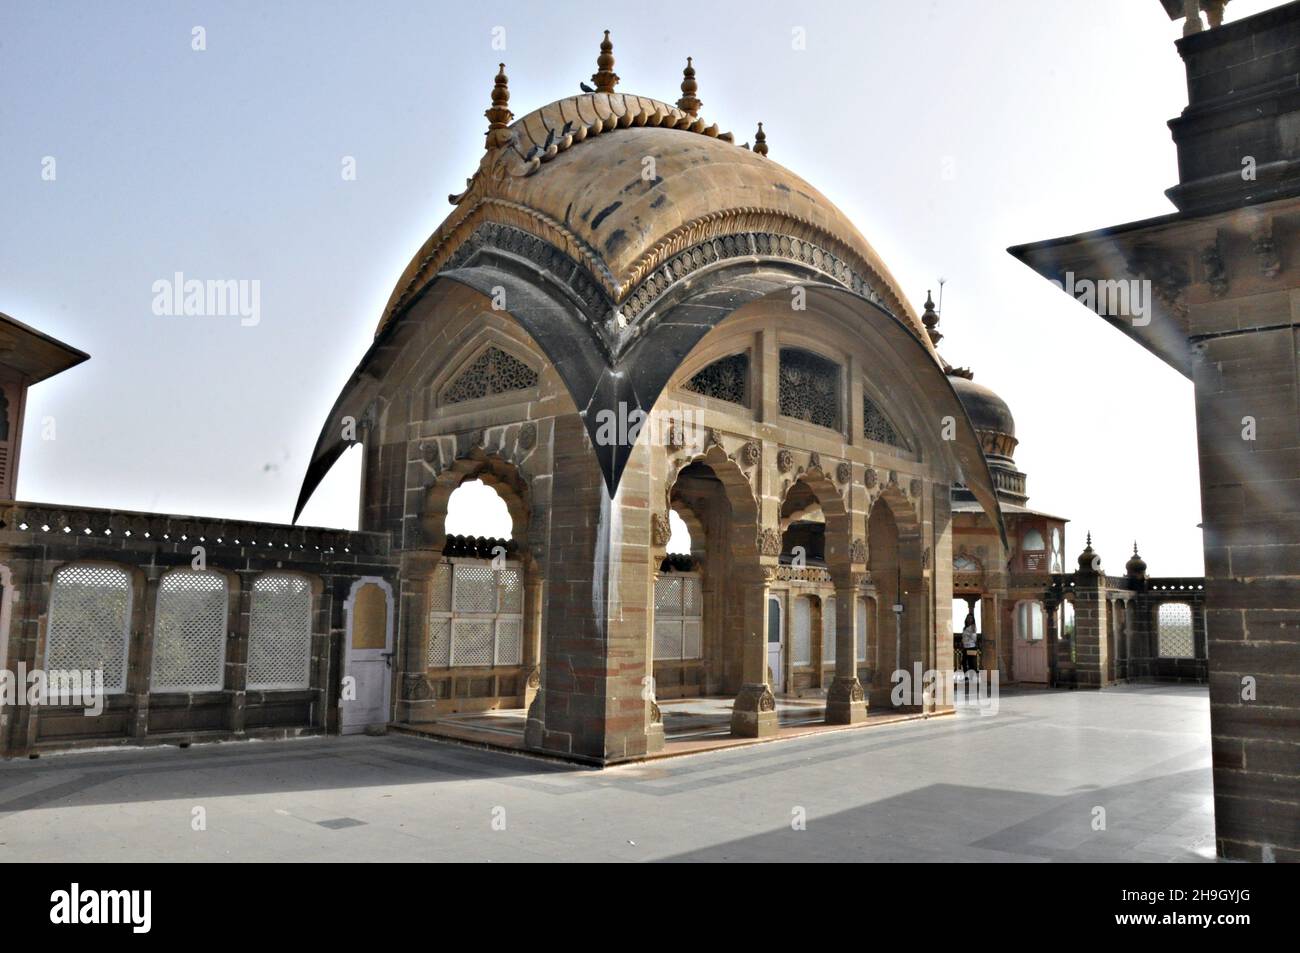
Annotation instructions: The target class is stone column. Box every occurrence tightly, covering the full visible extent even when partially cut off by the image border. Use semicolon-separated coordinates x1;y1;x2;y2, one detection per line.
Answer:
825;584;866;724
395;551;438;724
1072;564;1109;689
522;574;542;713
730;578;777;737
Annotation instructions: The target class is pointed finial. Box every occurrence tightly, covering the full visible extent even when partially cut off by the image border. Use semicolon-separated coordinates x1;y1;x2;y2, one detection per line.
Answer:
676;56;701;117
1086;531;1092;546
753;122;768;157
1133;540;1139;555
592;30;619;93
485;63;513;148
922;289;942;346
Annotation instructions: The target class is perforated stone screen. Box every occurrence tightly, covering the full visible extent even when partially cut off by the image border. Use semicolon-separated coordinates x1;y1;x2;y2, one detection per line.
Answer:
652;574;702;660
863;393;909;450
45;564;133;695
247;574;313;690
779;348;841;430
442;346;538;405
151;570;228;692
1157;602;1196;659
792;596;812;666
428;561;524;669
684;352;748;406
822;596;837;663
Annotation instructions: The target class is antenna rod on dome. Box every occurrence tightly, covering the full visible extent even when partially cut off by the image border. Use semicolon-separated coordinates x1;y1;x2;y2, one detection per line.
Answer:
937;277;946;315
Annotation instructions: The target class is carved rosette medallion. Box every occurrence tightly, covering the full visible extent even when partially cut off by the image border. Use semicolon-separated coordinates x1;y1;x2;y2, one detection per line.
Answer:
836;461;852;485
777;448;794;473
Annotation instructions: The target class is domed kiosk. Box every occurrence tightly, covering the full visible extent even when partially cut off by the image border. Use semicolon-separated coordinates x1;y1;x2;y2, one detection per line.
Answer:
295;34;1006;763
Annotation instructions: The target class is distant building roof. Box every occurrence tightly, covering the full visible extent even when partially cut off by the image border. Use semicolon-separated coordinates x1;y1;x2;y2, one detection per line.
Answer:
0;312;89;383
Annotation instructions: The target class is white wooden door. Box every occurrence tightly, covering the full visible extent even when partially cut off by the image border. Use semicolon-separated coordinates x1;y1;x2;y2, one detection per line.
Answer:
342;580;393;733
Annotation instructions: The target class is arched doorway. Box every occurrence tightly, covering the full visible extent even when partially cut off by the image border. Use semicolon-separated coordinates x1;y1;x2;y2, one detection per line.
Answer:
866;488;923;709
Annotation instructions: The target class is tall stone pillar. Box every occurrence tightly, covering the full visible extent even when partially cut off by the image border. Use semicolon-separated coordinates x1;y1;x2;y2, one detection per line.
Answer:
395;551;438;725
1070;535;1109;689
522;574;542;713
730;579;777;737
825;583;866;724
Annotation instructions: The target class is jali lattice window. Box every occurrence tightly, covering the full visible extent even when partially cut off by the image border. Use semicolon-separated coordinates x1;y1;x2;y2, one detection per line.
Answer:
863;393;910;449
442;346;539;405
822;595;837;663
683;353;748;406
247;574;313;690
792;596;812;666
151;570;228;692
654;573;702;661
779;348;841;430
1157;602;1195;659
428;560;523;667
45;564;133;695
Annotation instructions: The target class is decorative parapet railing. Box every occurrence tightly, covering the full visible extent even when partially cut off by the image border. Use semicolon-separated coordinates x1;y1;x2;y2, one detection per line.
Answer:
1144;577;1207;596
0;500;392;557
772;565;835;584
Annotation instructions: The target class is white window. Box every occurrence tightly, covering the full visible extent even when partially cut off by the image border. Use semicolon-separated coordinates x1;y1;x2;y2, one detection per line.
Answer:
653;573;702;661
45;564;133;695
822;595;836;663
427;560;524;668
792;596;812;666
1015;600;1044;641
247;574;313;690
1157;603;1195;659
151;570;228;692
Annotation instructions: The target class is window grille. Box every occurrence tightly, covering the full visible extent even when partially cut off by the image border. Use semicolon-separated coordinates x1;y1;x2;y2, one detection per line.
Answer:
442;346;538;405
1157;603;1195;659
862;393;910;449
427;560;524;668
652;573;703;661
822;596;837;663
247;574;313;690
45;564;133;695
778;348;841;430
792;596;812;666
683;353;748;406
151;570;228;692
856;598;868;662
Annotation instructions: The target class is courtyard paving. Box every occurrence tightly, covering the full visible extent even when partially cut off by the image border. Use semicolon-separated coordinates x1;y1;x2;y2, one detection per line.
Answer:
0;683;1214;862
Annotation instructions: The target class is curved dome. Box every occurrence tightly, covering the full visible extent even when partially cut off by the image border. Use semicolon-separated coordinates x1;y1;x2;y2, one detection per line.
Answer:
377;92;930;348
949;377;1016;440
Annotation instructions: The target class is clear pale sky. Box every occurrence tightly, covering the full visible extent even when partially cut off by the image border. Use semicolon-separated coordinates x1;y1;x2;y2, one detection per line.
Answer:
3;0;1277;575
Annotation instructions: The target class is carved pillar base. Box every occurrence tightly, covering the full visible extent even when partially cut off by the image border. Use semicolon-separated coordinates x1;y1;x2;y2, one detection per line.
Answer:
396;674;437;724
523;690;545;749
523;666;541;714
730;682;778;738
825;675;867;725
646;699;665;753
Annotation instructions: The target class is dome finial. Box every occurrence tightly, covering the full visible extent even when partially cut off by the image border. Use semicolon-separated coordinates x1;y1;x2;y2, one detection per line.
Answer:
1077;532;1099;573
1126;540;1148;579
753;122;768;157
677;56;701;117
922;289;942;346
592;30;619;93
484;63;513;148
